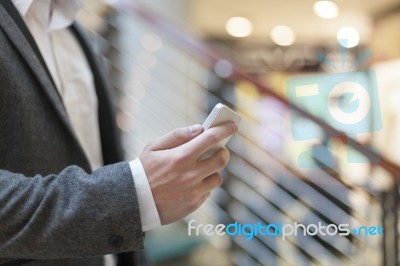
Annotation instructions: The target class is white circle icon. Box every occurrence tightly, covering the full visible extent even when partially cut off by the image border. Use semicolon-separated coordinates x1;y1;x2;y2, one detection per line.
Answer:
328;81;370;125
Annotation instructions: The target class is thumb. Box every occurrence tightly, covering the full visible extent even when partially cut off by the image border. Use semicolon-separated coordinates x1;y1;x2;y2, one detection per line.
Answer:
146;124;203;151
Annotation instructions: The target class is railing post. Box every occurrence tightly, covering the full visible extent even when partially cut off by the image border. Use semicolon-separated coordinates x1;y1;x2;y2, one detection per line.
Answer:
393;184;399;266
380;183;399;266
381;191;387;266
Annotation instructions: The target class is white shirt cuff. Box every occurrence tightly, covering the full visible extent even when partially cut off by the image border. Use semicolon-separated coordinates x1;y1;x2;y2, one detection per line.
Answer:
129;158;161;231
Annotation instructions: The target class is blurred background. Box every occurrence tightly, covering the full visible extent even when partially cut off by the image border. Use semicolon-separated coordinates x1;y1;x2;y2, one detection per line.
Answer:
77;0;400;265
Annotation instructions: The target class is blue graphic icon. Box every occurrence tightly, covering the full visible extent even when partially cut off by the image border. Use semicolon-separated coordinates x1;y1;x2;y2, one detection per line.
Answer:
339;93;359;113
287;43;382;168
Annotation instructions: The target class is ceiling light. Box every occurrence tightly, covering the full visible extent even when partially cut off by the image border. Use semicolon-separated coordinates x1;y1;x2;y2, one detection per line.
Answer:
313;1;339;19
337;27;360;48
225;17;253;38
270;25;296;46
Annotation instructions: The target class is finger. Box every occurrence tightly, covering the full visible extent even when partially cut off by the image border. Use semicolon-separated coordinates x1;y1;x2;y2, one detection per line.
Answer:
197;148;230;178
195;192;211;210
199;172;223;196
145;124;203;151
182;121;237;156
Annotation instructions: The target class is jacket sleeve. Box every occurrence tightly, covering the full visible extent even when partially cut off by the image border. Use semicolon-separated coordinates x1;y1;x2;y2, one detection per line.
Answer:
0;161;144;259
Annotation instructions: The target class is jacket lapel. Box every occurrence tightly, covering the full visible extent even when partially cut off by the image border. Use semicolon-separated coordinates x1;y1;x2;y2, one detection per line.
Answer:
0;1;75;138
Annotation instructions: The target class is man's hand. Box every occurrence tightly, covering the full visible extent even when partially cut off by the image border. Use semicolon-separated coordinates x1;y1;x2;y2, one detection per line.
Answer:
139;122;238;225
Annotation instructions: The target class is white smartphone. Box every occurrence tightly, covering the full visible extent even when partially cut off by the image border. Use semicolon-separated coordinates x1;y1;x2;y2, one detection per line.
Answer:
199;103;241;160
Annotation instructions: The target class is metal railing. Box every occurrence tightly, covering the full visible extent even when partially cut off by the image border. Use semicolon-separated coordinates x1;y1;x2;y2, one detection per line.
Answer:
80;1;400;265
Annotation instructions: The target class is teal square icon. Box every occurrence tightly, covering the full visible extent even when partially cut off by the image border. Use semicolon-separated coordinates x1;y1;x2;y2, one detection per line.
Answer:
286;70;382;167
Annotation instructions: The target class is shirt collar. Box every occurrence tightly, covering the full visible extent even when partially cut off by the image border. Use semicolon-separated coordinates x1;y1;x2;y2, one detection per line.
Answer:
11;0;33;16
11;0;82;31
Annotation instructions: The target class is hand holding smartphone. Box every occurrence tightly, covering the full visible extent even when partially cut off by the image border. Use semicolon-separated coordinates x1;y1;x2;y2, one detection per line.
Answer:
199;103;241;160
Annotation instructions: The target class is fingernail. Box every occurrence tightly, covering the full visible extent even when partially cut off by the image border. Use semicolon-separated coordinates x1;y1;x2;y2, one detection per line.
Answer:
190;124;203;135
231;121;238;131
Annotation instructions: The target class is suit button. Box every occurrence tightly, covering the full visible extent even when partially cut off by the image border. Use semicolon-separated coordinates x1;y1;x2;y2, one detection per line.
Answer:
109;235;124;248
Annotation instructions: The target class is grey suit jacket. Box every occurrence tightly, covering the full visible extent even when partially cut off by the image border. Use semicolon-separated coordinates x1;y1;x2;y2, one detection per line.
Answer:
0;1;144;265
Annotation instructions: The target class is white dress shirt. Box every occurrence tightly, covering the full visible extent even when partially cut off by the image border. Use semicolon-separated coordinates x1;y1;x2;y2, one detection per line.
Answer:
11;0;160;232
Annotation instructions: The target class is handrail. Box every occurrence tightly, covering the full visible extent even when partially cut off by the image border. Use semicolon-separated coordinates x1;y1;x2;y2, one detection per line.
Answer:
116;0;400;184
